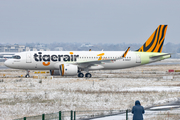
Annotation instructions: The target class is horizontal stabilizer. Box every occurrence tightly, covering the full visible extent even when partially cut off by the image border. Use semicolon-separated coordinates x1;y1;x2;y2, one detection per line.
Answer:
150;53;171;59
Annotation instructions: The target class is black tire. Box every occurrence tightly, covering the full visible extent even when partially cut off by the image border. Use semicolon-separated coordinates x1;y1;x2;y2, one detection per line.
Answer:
78;73;84;78
85;73;92;78
25;74;30;78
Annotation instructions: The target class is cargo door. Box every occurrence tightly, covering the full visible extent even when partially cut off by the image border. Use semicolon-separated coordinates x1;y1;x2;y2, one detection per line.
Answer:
26;53;32;63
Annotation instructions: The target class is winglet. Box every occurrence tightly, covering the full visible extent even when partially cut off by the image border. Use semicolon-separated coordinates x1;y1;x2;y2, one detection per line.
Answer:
122;47;130;57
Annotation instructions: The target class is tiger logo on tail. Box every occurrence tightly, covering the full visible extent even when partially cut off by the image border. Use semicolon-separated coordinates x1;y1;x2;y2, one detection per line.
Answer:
137;25;168;53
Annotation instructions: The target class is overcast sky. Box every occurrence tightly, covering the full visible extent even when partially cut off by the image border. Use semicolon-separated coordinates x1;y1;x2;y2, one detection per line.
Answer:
0;0;180;44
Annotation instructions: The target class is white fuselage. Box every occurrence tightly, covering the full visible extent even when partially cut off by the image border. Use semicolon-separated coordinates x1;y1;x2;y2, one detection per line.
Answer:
4;51;170;71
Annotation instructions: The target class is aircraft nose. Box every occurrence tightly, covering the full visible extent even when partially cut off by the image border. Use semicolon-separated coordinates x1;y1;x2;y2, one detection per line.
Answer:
4;60;11;67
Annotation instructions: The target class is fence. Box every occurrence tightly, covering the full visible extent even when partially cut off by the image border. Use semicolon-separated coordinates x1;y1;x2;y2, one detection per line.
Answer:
14;109;180;120
75;110;127;120
14;110;127;120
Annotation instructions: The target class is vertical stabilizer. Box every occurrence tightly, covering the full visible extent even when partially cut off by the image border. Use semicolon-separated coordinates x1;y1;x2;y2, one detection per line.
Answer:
137;25;168;53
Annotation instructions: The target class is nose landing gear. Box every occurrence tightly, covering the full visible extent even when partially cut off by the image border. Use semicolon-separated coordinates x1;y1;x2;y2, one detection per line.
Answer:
25;70;30;78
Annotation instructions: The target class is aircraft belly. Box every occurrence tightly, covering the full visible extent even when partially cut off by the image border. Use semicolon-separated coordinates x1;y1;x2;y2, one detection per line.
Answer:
35;62;56;70
17;61;55;70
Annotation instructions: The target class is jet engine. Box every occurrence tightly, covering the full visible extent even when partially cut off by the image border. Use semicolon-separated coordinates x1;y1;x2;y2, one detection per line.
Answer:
50;64;78;76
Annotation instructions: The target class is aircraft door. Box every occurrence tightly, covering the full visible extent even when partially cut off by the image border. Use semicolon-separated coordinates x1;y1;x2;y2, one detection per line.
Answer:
26;53;32;63
136;54;141;63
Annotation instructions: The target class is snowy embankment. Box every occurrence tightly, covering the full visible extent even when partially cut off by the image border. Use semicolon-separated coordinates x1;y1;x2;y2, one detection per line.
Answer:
0;64;180;119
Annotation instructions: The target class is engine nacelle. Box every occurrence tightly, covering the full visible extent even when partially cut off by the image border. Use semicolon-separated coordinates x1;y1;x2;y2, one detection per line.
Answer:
50;64;78;76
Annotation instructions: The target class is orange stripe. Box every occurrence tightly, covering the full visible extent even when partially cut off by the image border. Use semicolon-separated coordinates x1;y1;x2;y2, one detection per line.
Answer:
61;64;64;76
97;53;105;60
42;62;50;66
138;25;168;53
97;53;104;56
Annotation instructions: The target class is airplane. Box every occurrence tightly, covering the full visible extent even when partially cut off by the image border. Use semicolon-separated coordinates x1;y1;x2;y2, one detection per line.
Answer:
4;25;171;78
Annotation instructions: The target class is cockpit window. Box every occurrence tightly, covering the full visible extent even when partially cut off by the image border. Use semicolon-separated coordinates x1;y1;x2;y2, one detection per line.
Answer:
12;55;21;59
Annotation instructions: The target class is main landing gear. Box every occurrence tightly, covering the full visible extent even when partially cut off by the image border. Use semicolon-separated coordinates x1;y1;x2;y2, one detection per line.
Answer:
78;72;92;78
25;70;30;78
78;73;84;78
85;73;92;78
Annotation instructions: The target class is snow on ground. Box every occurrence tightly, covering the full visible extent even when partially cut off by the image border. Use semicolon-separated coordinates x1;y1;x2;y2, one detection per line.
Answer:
0;63;180;119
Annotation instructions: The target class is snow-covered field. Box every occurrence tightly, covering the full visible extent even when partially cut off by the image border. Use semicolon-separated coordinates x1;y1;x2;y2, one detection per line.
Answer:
0;62;180;119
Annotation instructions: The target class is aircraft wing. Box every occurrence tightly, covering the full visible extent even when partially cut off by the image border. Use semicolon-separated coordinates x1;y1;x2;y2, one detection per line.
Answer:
74;47;130;68
150;53;171;59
